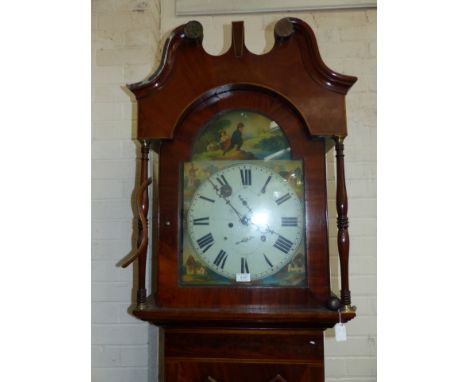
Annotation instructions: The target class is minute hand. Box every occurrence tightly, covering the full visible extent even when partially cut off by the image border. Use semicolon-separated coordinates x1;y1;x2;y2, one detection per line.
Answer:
260;175;272;194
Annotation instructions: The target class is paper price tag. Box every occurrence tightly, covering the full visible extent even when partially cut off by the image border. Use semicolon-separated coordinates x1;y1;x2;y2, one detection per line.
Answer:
334;323;347;342
236;273;251;282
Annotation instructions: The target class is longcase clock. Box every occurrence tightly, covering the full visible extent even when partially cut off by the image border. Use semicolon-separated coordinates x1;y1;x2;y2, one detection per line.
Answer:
121;18;357;382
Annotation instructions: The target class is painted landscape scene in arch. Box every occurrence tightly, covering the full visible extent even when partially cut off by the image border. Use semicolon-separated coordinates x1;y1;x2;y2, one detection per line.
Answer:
192;110;291;161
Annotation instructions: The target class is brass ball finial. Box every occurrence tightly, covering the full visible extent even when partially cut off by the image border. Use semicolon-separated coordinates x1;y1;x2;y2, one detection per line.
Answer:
184;20;203;41
275;18;295;40
327;296;341;311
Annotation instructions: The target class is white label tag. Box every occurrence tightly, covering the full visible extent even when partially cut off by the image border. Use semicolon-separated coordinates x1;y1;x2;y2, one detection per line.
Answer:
335;323;347;342
236;273;251;282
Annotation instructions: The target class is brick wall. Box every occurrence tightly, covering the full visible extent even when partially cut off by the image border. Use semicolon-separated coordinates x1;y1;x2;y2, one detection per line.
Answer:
92;1;376;381
92;1;160;381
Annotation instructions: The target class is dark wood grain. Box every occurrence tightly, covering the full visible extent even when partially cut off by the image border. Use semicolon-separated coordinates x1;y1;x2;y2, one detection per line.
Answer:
127;18;356;140
334;137;352;307
133;296;355;328
164;329;323;360
163;328;325;382
232;21;244;58
165;361;322;382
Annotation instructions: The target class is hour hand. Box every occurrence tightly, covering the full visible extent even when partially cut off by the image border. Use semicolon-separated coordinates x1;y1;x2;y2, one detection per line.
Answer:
220;184;232;197
209;178;232;198
238;195;252;213
215;175;232;197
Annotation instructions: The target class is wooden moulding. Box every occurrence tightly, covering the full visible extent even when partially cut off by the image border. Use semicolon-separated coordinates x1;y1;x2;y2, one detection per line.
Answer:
127;18;357;140
133;295;355;328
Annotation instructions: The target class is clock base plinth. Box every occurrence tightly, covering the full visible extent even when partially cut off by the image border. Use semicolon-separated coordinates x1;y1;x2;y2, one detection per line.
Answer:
134;299;355;381
163;328;325;382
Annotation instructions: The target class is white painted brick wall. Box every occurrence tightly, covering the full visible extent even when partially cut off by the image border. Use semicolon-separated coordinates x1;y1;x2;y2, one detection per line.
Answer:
92;1;161;381
92;1;376;381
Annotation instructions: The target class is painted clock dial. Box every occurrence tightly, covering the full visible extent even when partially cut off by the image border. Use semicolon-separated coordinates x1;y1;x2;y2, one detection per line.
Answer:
187;163;304;281
181;110;306;287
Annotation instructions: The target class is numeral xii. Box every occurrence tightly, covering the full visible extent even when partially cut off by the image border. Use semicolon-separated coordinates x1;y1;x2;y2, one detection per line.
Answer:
240;168;252;186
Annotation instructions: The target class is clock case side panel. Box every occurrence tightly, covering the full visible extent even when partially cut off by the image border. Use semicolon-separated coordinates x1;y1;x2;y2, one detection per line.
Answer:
155;87;331;309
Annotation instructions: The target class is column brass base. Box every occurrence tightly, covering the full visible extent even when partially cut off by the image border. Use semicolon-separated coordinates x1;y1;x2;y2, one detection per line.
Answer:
340;305;357;313
135;303;147;311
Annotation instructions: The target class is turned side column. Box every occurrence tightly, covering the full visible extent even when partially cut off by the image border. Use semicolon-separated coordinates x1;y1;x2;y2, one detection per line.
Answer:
334;137;354;311
136;139;151;306
120;139;153;307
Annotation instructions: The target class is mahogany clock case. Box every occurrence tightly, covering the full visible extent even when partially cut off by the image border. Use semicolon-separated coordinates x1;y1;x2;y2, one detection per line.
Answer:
123;17;356;328
157;88;330;309
119;17;358;382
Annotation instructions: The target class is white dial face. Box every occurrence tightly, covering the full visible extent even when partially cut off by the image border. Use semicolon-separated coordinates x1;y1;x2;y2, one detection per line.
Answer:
187;163;304;281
